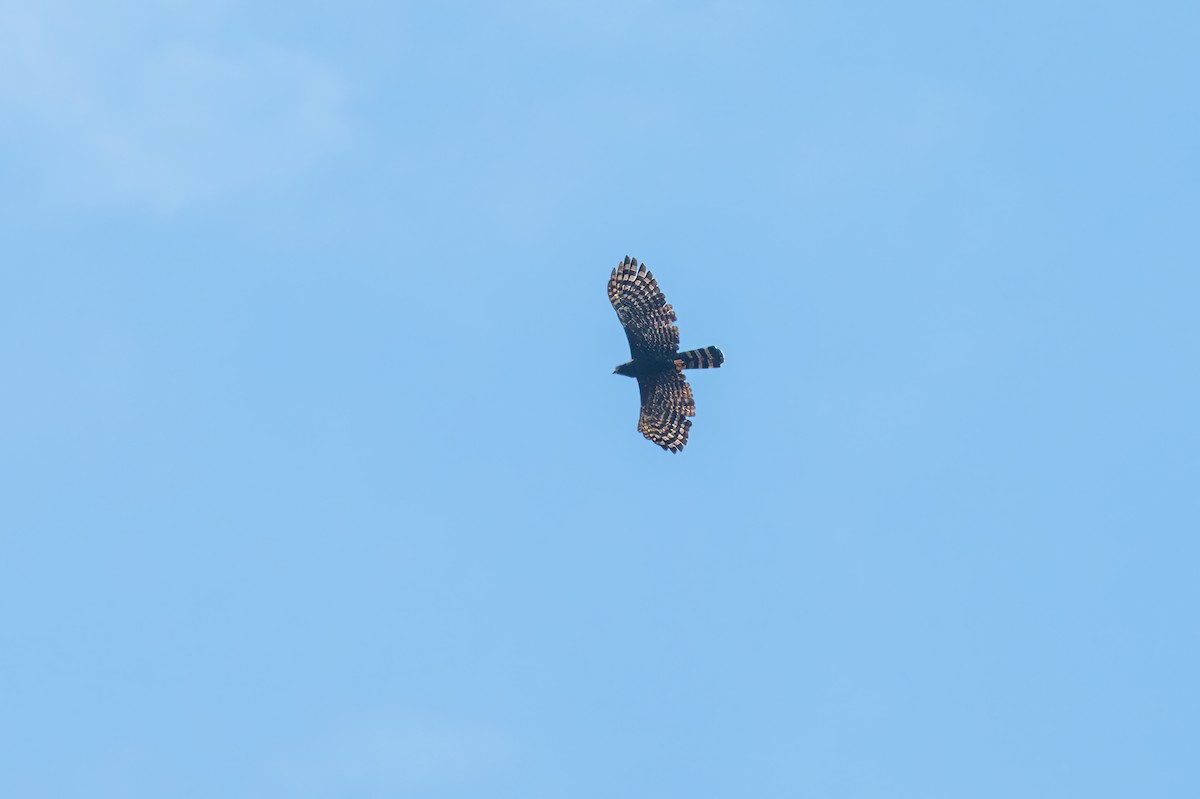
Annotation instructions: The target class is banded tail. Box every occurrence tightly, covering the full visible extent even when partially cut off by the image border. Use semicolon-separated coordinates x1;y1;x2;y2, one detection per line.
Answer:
675;346;725;370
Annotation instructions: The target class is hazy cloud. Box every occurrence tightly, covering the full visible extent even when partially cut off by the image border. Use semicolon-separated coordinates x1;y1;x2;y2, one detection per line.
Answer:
258;714;516;797
0;2;350;210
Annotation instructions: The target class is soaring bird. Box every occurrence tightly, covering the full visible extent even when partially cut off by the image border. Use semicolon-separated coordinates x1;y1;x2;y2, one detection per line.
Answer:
609;256;724;453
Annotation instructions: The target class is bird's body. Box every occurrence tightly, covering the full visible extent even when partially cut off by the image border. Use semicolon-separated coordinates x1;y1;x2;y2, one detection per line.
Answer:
608;256;724;453
612;356;672;378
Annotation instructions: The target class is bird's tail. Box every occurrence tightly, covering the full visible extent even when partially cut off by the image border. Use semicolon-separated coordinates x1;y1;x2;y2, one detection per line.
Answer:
675;346;725;370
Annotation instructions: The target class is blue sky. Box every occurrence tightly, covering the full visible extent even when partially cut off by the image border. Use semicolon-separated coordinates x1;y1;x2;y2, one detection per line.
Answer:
1;1;1197;796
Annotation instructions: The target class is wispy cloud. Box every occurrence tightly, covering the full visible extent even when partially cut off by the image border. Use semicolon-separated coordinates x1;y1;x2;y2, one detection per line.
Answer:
257;713;516;797
0;2;350;210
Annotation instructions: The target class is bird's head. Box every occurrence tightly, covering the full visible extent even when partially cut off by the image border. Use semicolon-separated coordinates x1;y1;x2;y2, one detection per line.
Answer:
613;361;635;377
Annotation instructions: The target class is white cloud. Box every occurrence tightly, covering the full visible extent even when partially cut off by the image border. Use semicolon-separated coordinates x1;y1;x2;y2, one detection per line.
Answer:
0;1;350;210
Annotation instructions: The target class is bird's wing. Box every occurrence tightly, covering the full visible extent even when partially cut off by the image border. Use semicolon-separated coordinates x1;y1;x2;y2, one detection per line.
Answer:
608;256;680;360
635;366;695;453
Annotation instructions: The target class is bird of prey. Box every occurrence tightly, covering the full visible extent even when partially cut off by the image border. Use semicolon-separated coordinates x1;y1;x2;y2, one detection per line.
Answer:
609;256;724;453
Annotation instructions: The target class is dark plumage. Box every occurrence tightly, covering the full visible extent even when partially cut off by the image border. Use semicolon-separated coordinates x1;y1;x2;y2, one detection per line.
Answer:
608;256;724;453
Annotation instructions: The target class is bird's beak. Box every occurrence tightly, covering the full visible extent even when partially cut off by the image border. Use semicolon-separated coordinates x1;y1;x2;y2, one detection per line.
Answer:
612;368;618;374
